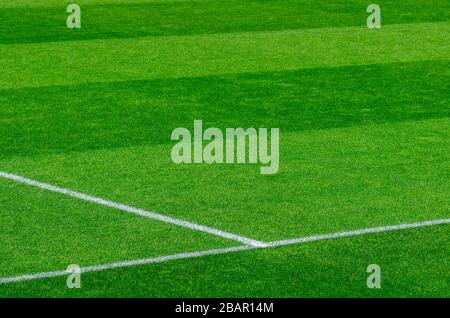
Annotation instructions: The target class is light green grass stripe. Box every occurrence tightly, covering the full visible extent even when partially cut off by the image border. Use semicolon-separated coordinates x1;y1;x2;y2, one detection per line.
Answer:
1;22;448;90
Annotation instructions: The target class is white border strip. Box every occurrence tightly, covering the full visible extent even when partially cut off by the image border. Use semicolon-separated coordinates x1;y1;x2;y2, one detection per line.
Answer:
1;218;448;285
0;172;266;247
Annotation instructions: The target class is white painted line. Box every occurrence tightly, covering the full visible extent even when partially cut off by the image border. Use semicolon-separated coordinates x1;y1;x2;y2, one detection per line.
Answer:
269;218;450;247
0;246;255;284
0;172;266;247
1;218;448;285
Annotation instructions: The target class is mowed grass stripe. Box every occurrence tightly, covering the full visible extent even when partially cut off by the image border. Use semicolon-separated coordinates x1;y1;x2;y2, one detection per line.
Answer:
0;0;187;8
2;118;448;241
1;219;449;285
1;223;448;297
1;60;448;160
2;0;448;44
1;22;449;90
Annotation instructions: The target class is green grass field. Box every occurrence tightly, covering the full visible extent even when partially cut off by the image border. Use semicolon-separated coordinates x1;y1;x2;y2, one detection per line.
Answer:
0;0;449;297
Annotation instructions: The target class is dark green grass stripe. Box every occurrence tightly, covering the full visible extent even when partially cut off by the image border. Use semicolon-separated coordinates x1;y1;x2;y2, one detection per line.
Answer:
1;60;448;160
0;0;448;44
1;224;448;297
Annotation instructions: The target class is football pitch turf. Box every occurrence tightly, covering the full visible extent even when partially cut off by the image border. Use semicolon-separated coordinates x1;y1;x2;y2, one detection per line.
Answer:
0;0;449;297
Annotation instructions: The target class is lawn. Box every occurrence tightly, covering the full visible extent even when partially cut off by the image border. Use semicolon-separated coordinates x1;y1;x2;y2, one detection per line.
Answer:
0;0;449;297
